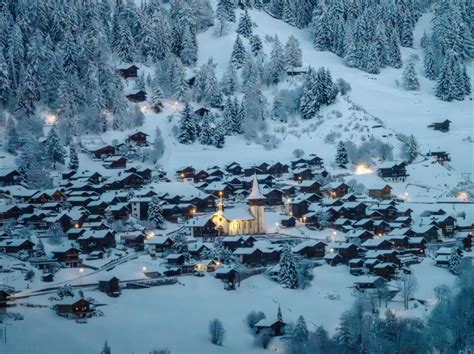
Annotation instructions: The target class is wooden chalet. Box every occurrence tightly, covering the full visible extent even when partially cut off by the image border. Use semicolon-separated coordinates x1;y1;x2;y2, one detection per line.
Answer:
427;151;451;165
126;90;146;103
427;119;451;132
99;277;121;297
51;246;81;267
255;317;287;337
186;216;217;238
377;162;408;182
118;65;138;79
55;297;92;316
292;240;326;258
103;156;127;169
126;131;149;146
0;169;22;186
89;145;116;159
368;184;393;200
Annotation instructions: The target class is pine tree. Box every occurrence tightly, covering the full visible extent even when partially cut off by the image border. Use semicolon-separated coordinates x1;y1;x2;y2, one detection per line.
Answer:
271;93;287;122
250;34;263;56
213;121;226;148
6;118;19;154
435;51;459;101
35;239;46;257
180;26;198;66
199;113;214;145
278;246;298;289
231;35;247;68
171;231;190;260
423;43;438;80
237;10;253;38
221;63;239;96
336;141;348;167
292;315;309;346
148;196;165;228
364;43;381;74
402;60;420;91
284;35;302;74
448;247;462;275
45;125;65;168
216;0;236;23
48;222;65;245
386;27;403;69
151;79;165;112
68;144;79;171
300;67;319;120
267;36;286;85
178;103;197;144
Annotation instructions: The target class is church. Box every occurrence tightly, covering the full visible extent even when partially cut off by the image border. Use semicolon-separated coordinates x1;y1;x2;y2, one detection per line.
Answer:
210;175;266;236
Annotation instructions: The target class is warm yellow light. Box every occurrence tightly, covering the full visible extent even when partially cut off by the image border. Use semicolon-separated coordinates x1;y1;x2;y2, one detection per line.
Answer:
139;105;148;114
45;114;57;125
142;266;147;272
355;164;373;175
458;192;469;201
180;173;185;178
75;223;80;228
330;248;335;253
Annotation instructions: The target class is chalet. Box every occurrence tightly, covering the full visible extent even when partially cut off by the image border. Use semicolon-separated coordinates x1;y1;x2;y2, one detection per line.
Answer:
368;184;393;200
427;151;451;165
327;243;360;263
186;216;218;238
51;246;81;267
0;169;21;186
0;239;35;254
343;202;368;219
407;237;426;255
55;297;92;316
126;131;149;146
221;236;255;251
263;188;283;206
194;107;210;117
130;197;152;220
118;65;138;79
214;267;240;287
280;216;296;228
106;203;130;220
195;259;220;272
145;236;174;253
365;250;401;267
255;317;287;337
114;173;144;189
188;242;213;257
166;253;186;265
384;235;409;249
373;220;391;236
324;252;344;266
373;263;397;279
77;230;116;252
194;170;210;183
346;229;374;244
125;167;152;182
267;162;289;175
225;162;243;175
293;168;313;182
244;167;263;176
89;145;116;159
430;215;456;236
176;166;195;180
99;277;121;297
323;182;349;198
292;240;326;258
0;205;21;221
288;198;309;218
126;90;146;103
377;162;408;182
121;231;146;250
361;238;393;251
103;156;127;169
354;276;387;290
234;247;280;265
427;119;451;132
204;183;232;199
412;225;440;242
298;180;321;194
42;273;54;282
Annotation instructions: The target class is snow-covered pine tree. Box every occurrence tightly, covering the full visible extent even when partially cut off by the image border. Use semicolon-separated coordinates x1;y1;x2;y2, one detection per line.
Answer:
178;103;197;144
216;0;236;23
284;35;302;75
35;239;46;257
231;35;247;69
291;315;309;348
278;246;298;289
48;222;65;245
221;63;239;96
448;247;462;275
300;67;319;120
271;93;287;122
68;144;79;171
171;231;190;260
237;10;253;38
151;79;165;113
364;43;381;74
250;34;263;56
435;50;461;101
150;126;165;163
199;113;214;145
266;35;286;85
212;121;226;148
336;141;349;168
423;42;438;80
402;134;419;163
386;27;403;69
233;100;246;134
180;26;198;66
402;60;420;91
5;118;20;154
148;196;165;228
45;125;65;168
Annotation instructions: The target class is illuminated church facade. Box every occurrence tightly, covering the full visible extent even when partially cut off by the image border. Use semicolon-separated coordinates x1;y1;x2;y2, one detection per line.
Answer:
211;175;266;236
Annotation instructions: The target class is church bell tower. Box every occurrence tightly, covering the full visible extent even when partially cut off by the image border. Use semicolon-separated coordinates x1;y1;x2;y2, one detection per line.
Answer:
247;175;266;234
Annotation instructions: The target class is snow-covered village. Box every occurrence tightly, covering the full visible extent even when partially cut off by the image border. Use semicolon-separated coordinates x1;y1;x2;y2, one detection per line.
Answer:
0;0;472;353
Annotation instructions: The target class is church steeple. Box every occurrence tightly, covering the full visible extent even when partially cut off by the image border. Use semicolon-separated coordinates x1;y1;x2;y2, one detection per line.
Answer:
247;174;266;205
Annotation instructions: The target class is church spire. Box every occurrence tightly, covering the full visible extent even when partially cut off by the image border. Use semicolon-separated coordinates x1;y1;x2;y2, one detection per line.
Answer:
247;174;265;202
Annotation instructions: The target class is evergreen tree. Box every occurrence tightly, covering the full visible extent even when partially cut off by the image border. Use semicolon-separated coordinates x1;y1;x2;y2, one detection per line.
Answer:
48;222;65;245
364;43;381;74
148;196;165;228
213;121;226;148
45;125;65;168
278;246;298;289
267;36;286;85
284;35;303;74
271;93;287;122
231;35;247;68
180;26;198;66
151;79;165;113
300;67;319;120
448;247;462;275
402;60;420;90
435;51;464;101
199;113;214;145
216;0;236;23
68;144;79;171
237;10;253;38
171;231;190;260
6;118;20;154
423;43;438;80
35;239;46;257
336;141;349;167
221;63;239;96
178;103;197;144
250;34;263;56
289;315;309;353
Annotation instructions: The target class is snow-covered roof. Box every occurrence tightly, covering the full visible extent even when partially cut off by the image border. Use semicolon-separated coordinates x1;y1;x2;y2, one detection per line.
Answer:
222;206;255;221
247;175;265;201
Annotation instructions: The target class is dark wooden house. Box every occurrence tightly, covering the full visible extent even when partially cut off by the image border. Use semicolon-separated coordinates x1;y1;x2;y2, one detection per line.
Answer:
118;65;139;79
126;90;147;102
